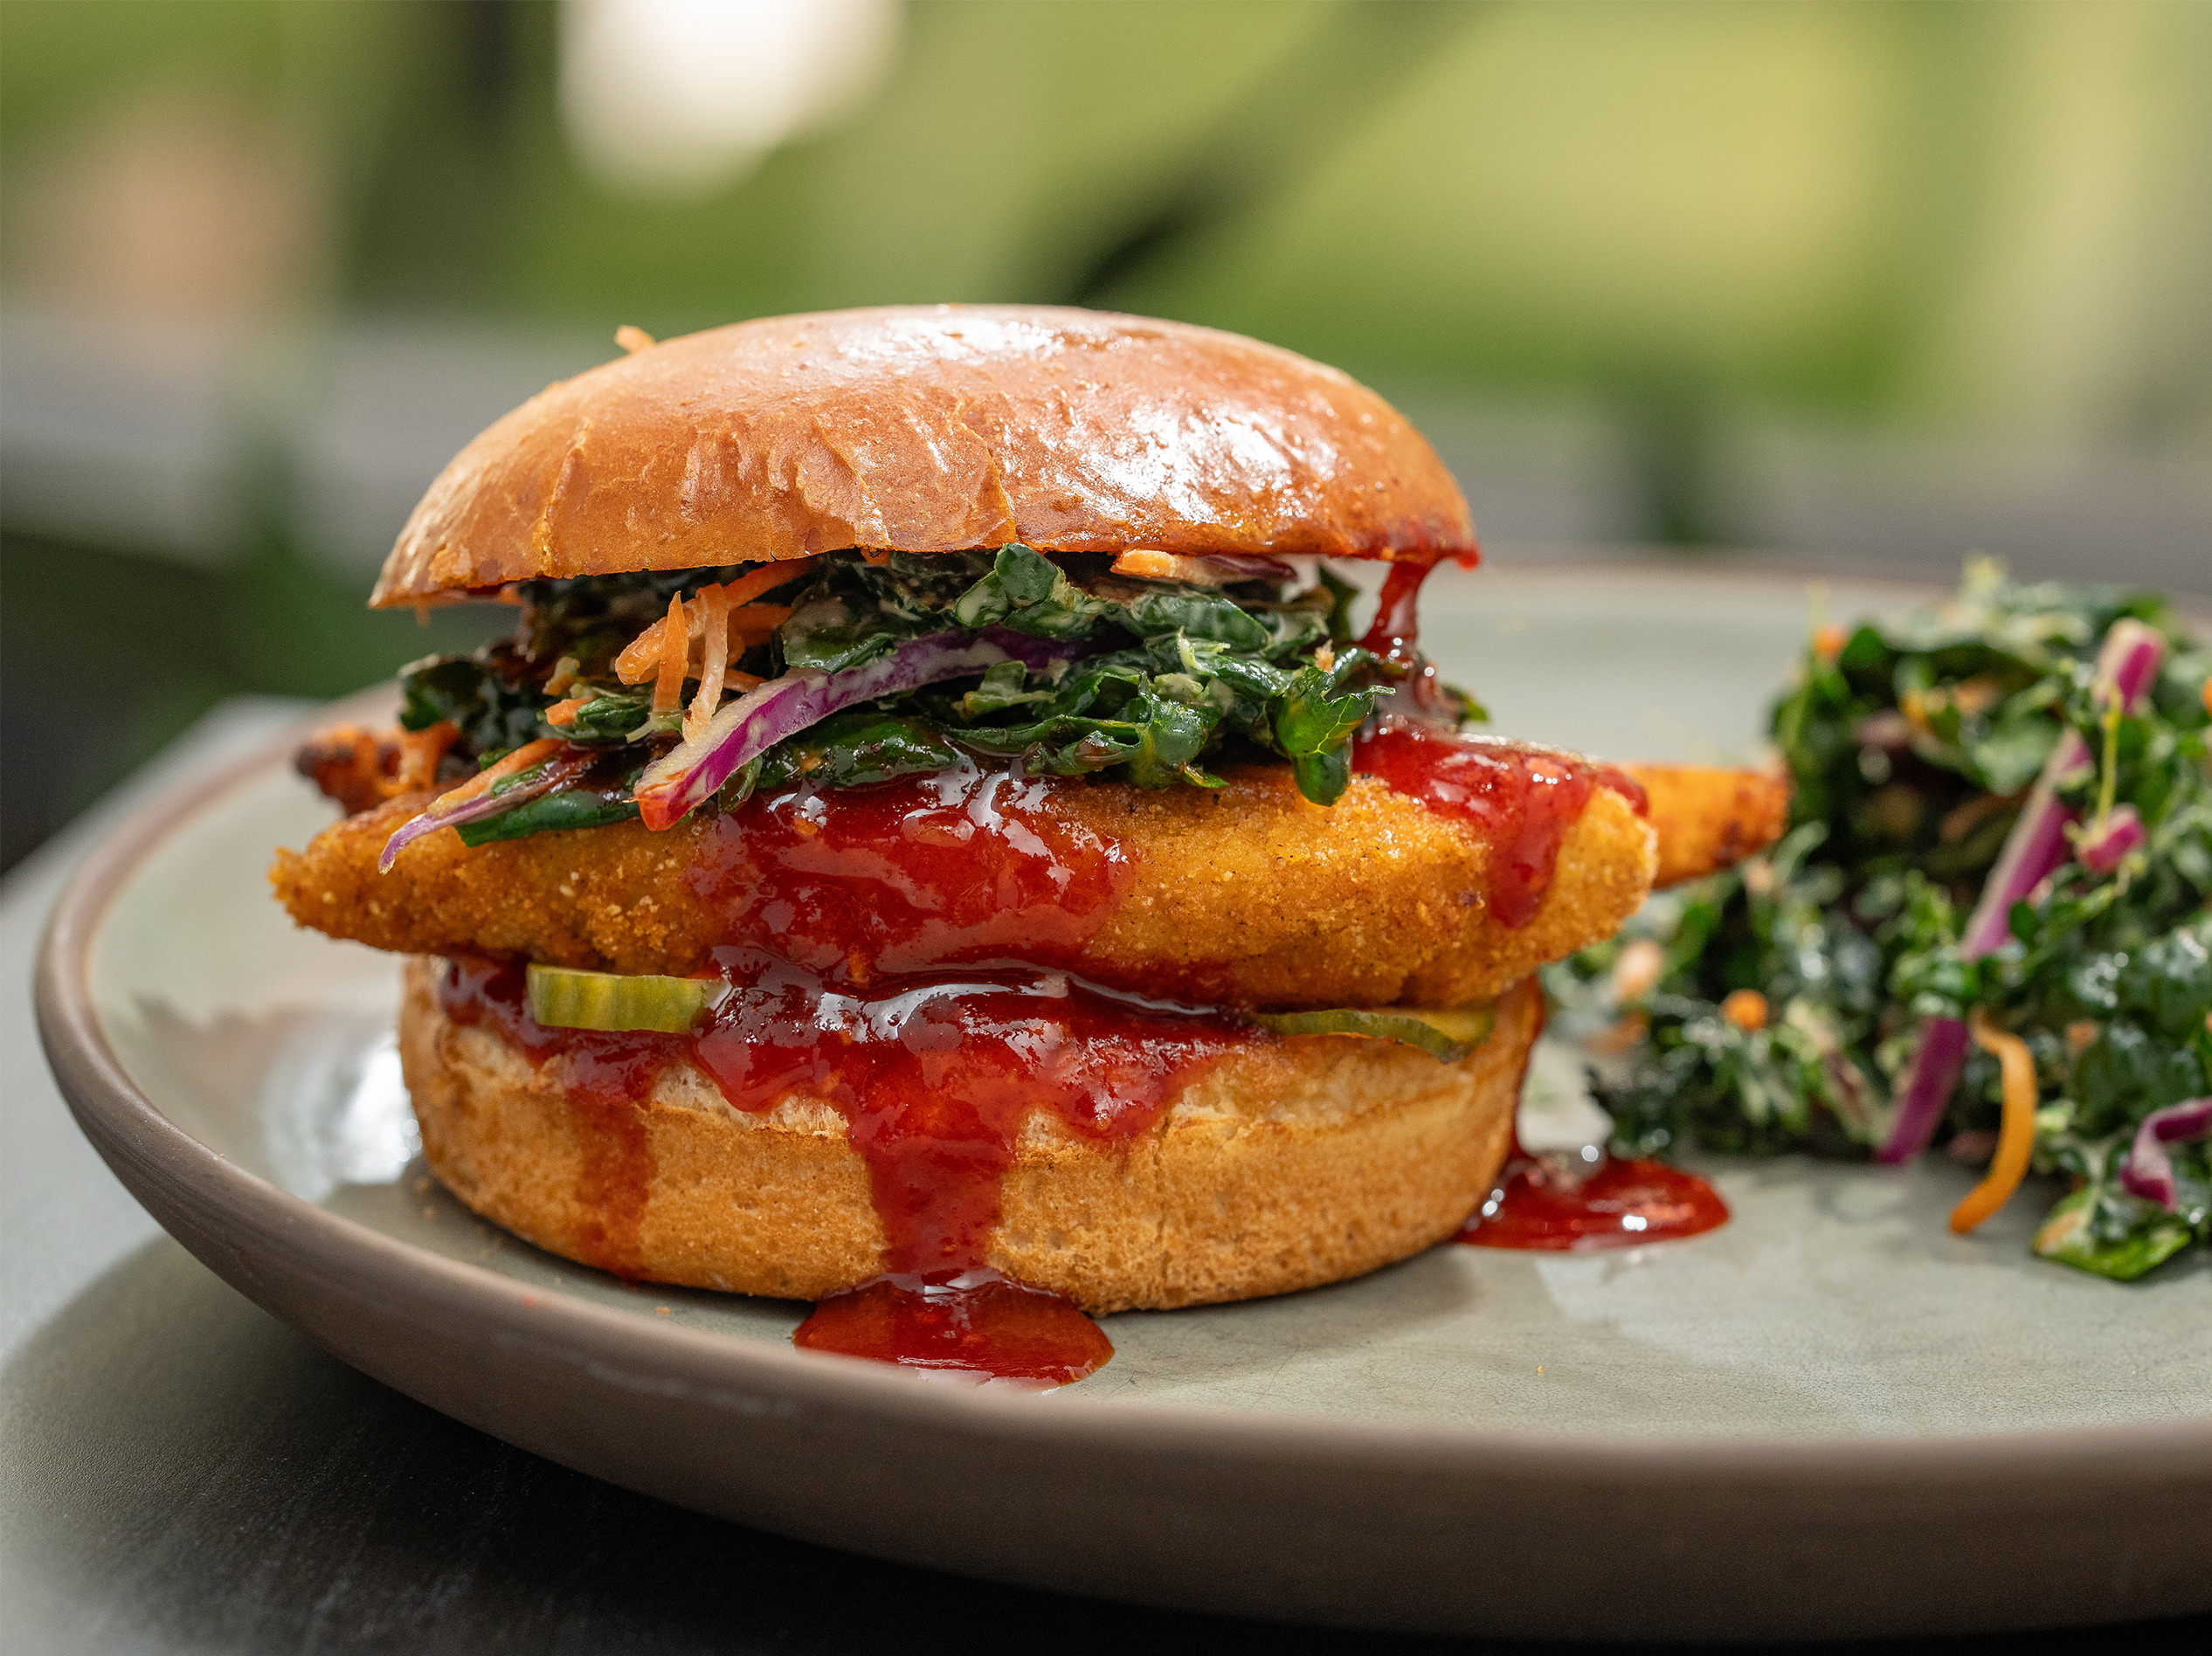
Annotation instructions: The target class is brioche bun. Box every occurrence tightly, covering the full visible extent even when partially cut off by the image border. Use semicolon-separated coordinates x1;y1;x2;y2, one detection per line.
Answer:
399;959;1539;1313
371;305;1474;607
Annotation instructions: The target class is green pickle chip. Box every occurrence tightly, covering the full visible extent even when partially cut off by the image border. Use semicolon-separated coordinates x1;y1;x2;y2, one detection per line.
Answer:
526;963;716;1034
1248;1003;1496;1062
527;965;1493;1058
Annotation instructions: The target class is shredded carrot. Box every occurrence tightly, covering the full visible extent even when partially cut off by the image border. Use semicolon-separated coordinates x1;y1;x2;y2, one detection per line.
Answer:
543;698;588;728
1950;676;2003;716
1950;1009;2039;1233
425;738;564;816
726;602;793;635
723;668;764;693
719;557;820;608
614;619;667;685
393;721;459;792
613;562;817;687
1111;549;1228;584
687;583;730;741
1112;550;1174;580
652;592;688;714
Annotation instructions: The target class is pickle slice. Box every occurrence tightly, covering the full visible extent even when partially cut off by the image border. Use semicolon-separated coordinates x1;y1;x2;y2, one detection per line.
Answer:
1249;1003;1497;1062
526;963;716;1034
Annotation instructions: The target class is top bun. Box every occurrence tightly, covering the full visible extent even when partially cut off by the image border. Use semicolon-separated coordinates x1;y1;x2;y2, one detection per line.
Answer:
371;305;1474;606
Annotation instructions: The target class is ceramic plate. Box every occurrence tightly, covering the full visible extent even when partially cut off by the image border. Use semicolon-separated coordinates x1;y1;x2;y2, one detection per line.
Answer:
37;567;2212;1640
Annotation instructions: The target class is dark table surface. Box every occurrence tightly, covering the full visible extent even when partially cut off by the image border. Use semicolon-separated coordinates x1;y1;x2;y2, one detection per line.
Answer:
7;700;2208;1656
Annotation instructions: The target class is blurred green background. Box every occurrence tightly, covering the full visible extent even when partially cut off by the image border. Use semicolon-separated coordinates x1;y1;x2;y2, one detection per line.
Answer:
3;0;2208;869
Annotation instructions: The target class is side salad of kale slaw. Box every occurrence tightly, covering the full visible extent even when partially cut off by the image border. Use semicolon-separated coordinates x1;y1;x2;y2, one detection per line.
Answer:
1548;562;2212;1280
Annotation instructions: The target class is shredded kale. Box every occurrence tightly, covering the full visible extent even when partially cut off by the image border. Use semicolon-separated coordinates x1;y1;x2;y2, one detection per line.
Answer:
391;543;1434;835
455;786;640;845
752;711;965;790
1548;561;2212;1280
397;652;551;756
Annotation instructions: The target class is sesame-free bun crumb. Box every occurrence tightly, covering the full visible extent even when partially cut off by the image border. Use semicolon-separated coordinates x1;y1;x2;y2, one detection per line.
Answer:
400;958;1539;1313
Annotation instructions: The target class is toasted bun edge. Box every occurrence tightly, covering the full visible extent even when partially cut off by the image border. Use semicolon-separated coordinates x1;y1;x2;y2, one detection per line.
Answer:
399;957;1537;1313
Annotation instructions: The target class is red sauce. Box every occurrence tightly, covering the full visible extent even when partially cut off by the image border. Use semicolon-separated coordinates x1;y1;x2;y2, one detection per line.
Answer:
1359;558;1439;666
1358;553;1477;722
1353;722;1649;928
1350;554;1645;929
439;958;669;1275
794;1268;1113;1385
684;764;1131;983
438;953;1251;1383
1459;1148;1728;1251
690;955;1250;1278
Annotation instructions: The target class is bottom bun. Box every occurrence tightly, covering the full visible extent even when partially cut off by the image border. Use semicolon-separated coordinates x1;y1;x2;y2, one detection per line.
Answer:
399;958;1539;1313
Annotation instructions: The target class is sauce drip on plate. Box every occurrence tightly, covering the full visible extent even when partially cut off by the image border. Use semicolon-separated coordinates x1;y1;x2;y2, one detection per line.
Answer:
439;953;1250;1384
690;956;1250;1280
1459;1143;1728;1251
794;1268;1113;1386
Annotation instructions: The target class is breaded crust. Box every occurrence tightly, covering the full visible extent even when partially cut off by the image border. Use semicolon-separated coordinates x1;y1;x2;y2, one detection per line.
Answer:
1069;769;1656;1008
400;959;1540;1312
275;768;1656;1009
1622;763;1791;888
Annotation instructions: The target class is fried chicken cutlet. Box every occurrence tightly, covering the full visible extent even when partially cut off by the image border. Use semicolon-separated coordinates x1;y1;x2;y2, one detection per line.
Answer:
274;761;1663;1009
1622;763;1792;890
273;750;1787;1009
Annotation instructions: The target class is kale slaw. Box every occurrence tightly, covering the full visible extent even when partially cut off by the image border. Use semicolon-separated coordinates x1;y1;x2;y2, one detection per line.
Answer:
386;545;1449;855
1549;562;2212;1280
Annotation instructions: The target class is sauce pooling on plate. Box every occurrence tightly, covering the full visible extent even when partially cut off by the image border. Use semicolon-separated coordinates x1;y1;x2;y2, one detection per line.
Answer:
1459;1142;1728;1251
439;946;1252;1383
794;1268;1113;1386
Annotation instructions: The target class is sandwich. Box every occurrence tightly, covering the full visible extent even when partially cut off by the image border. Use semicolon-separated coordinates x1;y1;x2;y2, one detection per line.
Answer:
271;306;1782;1376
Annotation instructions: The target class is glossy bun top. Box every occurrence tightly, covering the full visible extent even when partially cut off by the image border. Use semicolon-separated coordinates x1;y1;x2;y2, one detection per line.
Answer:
371;305;1475;606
